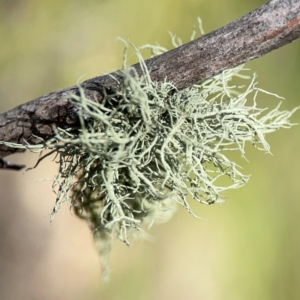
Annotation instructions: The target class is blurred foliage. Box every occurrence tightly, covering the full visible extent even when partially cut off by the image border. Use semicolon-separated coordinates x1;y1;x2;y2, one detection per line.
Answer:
0;0;300;299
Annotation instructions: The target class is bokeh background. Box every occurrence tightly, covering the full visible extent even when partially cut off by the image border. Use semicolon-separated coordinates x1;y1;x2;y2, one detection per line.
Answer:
1;0;300;299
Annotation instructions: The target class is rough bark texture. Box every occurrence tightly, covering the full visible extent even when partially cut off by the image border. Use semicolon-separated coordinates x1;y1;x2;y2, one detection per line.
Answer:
1;0;300;169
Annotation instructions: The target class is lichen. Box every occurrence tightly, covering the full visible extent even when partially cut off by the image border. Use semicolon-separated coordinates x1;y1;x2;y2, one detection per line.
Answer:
1;24;299;277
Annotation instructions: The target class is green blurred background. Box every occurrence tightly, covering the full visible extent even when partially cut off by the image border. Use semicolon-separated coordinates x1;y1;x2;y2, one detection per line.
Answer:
0;0;300;299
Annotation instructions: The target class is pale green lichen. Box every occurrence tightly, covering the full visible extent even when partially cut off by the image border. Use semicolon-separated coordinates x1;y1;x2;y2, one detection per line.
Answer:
1;27;299;275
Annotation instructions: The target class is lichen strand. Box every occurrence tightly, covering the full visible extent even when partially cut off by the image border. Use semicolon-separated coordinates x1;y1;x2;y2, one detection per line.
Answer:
1;48;298;264
45;60;298;256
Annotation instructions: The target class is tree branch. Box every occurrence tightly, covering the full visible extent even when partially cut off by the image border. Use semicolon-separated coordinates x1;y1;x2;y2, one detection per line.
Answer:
1;0;300;169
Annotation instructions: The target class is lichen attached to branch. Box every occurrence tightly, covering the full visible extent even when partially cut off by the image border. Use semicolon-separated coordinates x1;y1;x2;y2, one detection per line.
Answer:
1;42;298;276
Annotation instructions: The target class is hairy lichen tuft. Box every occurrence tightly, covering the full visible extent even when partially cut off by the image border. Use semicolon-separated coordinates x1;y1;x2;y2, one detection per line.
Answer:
1;39;299;274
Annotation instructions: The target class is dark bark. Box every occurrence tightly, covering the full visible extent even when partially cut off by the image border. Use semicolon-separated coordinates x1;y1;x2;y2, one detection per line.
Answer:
1;0;300;169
